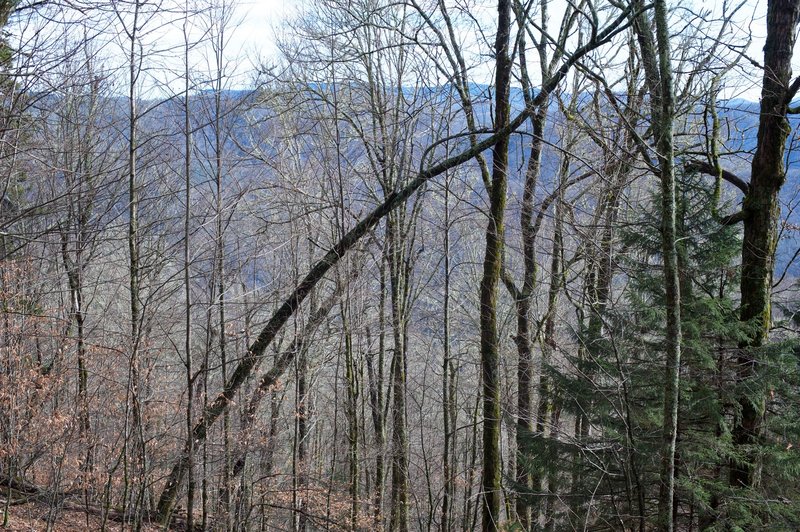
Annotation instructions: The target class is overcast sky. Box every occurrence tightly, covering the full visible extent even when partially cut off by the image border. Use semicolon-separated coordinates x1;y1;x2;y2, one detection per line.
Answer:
224;0;297;69
8;0;793;102
226;0;781;102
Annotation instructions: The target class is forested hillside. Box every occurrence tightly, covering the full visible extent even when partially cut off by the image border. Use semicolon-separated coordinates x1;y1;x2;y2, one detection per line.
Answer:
2;0;800;530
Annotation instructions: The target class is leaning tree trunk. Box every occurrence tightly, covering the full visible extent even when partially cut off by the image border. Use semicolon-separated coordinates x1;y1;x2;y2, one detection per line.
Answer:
153;11;632;518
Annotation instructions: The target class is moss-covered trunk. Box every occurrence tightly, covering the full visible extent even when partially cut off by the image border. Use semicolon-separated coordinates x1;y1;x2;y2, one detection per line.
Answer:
480;1;511;529
732;0;800;488
634;0;682;527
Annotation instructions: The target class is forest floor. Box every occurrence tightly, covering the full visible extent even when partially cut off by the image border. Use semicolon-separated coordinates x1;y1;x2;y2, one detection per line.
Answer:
1;500;164;532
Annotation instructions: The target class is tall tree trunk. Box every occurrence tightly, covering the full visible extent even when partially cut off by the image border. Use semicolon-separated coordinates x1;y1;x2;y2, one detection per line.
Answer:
388;211;409;532
634;0;682;528
440;171;454;532
295;327;309;532
731;0;800;489
481;1;511;529
207;23;233;524
366;253;387;528
510;103;546;529
124;4;148;524
505;1;577;523
182;18;194;529
341;292;360;530
537;147;567;530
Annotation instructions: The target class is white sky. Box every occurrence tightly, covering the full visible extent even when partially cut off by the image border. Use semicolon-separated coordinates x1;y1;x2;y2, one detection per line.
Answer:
226;0;780;102
222;0;298;71
6;0;791;102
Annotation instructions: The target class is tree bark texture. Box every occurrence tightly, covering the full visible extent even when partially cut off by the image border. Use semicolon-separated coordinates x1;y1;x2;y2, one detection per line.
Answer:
731;0;800;489
480;1;511;530
633;0;682;529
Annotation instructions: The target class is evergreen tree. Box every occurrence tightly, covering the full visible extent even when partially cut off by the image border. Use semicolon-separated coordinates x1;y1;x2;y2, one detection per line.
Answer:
523;165;800;529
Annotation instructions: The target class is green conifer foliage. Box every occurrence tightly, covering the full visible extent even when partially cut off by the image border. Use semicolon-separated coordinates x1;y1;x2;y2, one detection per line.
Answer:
519;165;800;529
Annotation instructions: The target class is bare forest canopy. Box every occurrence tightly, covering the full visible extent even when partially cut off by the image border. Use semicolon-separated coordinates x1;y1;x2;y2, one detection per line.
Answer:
2;0;800;531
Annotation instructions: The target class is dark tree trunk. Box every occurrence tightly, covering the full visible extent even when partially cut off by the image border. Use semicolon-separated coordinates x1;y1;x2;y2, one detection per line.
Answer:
731;0;800;489
388;212;409;532
480;1;511;529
